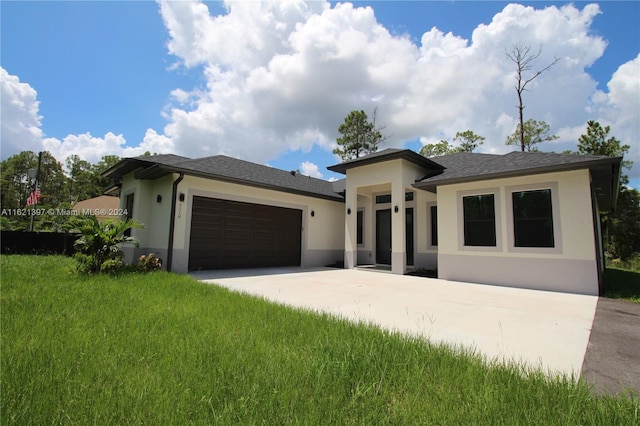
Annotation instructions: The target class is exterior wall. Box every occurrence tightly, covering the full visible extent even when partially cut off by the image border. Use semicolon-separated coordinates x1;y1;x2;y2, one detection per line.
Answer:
436;169;599;295
345;159;435;274
415;192;438;270
169;175;345;273
356;195;374;265
119;173;174;265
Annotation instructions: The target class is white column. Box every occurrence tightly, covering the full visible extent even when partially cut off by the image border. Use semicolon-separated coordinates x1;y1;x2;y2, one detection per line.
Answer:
391;177;406;274
344;183;358;269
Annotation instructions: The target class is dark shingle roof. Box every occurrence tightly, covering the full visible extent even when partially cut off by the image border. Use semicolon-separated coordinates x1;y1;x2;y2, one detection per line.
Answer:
331;178;346;194
414;151;622;211
416;151;619;188
103;150;621;210
103;154;344;202
140;154;191;165
327;148;444;174
176;156;343;200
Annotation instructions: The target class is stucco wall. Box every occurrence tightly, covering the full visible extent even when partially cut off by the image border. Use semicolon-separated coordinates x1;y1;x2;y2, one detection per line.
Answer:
119;173;174;265
168;175;345;272
436;169;599;294
346;159;437;273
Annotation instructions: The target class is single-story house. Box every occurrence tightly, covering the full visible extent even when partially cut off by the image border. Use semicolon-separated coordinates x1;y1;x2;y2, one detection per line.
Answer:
103;148;621;295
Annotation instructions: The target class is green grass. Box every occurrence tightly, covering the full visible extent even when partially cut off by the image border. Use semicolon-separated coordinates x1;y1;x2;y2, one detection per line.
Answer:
2;255;638;424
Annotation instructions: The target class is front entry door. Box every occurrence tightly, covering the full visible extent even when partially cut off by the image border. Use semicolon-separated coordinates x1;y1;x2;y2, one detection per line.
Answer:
376;209;391;265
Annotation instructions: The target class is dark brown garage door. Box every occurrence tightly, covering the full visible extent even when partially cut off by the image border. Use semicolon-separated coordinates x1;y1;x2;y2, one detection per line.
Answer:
188;196;302;270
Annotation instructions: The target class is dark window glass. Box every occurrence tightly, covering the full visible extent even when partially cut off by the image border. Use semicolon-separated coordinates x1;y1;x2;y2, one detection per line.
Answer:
463;194;496;246
124;194;134;237
513;189;554;247
356;210;364;245
405;192;414;201
375;194;391;204
430;205;438;246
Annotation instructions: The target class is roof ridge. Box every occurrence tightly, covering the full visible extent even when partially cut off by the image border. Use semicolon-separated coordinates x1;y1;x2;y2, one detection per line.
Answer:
185;154;337;183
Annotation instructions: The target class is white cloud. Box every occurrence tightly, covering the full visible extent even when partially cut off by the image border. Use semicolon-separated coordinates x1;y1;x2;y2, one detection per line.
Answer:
0;68;44;157
1;67;175;165
299;160;323;178
592;55;640;143
1;2;638;186
157;1;617;164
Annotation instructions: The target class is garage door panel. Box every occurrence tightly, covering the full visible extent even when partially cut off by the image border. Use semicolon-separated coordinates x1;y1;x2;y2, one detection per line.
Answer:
188;196;302;270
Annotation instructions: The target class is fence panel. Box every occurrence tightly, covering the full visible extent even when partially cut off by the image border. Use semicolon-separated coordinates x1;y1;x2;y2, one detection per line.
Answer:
0;231;79;256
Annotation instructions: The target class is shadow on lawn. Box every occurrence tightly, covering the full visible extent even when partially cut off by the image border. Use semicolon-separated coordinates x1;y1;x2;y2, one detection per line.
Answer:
603;268;640;303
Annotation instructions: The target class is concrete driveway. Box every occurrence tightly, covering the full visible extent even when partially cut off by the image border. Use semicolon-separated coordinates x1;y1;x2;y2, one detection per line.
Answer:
192;267;598;376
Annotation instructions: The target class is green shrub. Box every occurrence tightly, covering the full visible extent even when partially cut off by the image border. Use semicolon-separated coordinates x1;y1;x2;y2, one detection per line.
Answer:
99;258;125;274
72;216;142;274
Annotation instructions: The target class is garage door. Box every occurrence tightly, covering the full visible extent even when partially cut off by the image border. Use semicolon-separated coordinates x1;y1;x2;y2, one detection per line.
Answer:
188;196;302;270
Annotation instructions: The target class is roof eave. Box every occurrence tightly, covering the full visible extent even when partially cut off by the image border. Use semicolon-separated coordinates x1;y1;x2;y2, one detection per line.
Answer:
122;164;344;202
413;156;623;195
327;150;444;174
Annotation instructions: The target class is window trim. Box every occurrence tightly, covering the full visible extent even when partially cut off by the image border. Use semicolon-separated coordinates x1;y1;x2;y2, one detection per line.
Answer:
375;194;392;204
426;202;438;250
123;192;135;237
506;182;562;254
356;208;365;246
457;188;502;252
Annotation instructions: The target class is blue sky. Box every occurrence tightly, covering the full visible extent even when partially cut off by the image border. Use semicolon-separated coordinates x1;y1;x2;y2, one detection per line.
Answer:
1;1;638;186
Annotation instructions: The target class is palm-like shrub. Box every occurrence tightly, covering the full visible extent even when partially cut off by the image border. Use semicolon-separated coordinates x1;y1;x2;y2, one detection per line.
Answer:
72;216;142;274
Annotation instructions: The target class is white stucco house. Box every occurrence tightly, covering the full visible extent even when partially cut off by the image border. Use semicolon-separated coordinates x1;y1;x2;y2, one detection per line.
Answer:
103;148;621;295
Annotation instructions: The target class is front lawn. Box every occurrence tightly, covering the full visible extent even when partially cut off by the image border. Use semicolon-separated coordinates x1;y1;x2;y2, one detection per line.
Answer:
2;255;638;424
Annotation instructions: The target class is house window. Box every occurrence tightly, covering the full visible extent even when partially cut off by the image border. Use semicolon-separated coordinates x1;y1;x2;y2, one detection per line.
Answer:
463;194;496;246
375;194;391;204
405;192;414;202
356;210;364;245
430;205;438;246
124;193;134;237
512;189;554;247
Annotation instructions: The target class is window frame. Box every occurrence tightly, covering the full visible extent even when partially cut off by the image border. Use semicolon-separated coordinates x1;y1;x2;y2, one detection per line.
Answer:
512;189;554;248
506;182;562;254
356;208;364;246
426;202;438;249
457;188;502;252
123;192;135;237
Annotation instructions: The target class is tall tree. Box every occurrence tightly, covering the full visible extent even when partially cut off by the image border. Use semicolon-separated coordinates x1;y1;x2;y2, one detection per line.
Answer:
0;151;65;230
419;140;456;157
91;155;120;194
577;120;632;178
505;119;558;152
506;43;559;151
369;107;390;153
453;130;485;153
608;188;640;261
333;109;388;160
577;120;632;189
37;151;66;207
65;155;94;203
419;130;485;157
0;151;38;210
577;121;637;260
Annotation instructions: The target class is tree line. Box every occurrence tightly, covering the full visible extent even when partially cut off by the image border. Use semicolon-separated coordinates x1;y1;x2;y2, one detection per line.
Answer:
0;152;121;231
